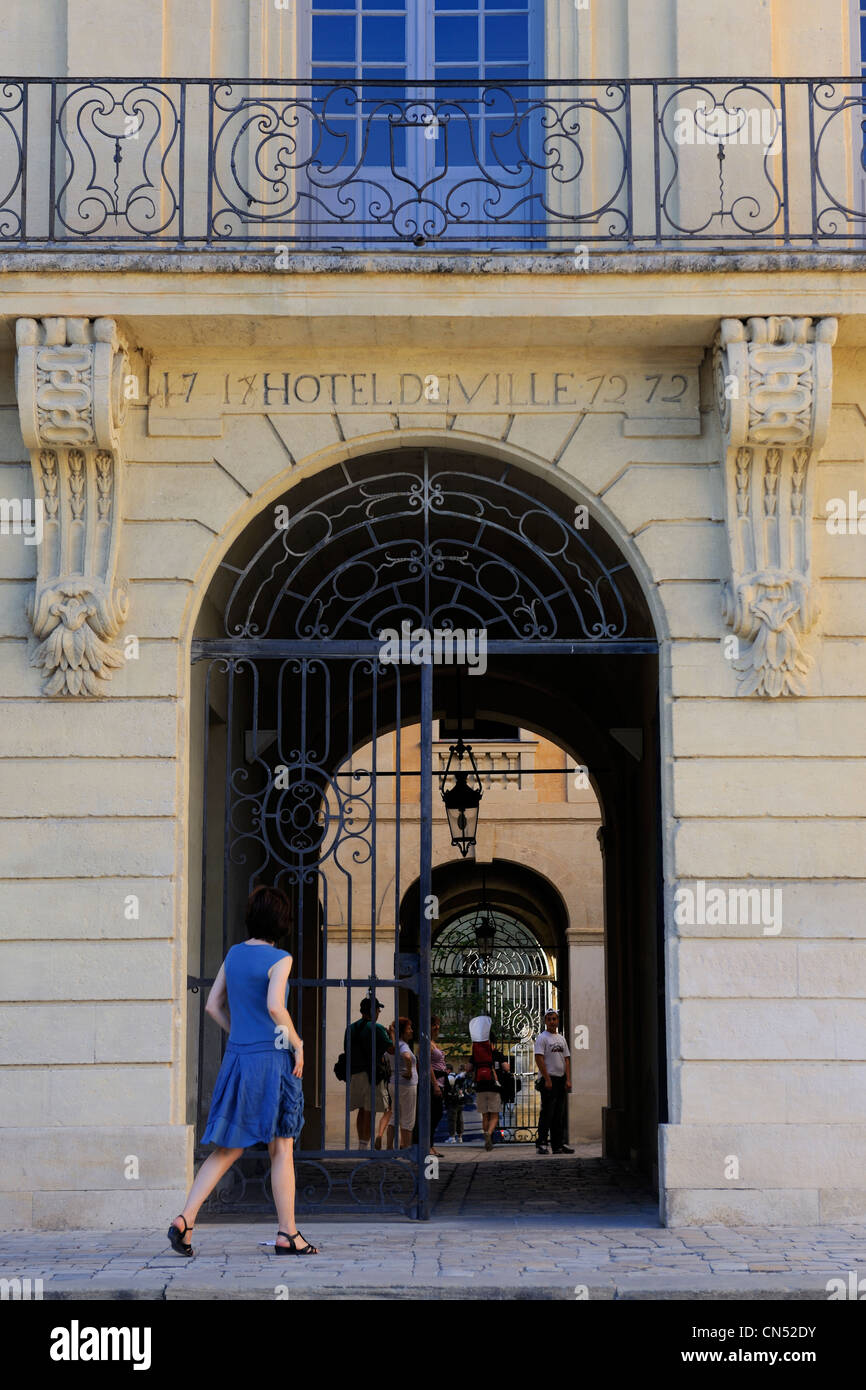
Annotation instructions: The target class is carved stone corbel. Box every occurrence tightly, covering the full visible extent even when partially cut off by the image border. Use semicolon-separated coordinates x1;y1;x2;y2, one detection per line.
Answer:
15;317;130;695
713;315;837;697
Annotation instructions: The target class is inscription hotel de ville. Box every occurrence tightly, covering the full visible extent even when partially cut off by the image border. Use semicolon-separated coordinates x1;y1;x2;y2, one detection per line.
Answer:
147;353;702;439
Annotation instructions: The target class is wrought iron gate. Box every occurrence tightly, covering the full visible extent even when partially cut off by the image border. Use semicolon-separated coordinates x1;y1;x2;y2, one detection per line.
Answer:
188;448;656;1217
189;652;433;1216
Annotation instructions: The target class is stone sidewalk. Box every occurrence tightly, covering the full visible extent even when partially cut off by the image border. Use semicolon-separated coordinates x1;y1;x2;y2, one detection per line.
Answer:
2;1216;865;1300
2;1156;864;1300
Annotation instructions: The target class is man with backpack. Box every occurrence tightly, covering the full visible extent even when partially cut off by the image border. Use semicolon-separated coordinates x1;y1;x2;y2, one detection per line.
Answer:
468;1014;509;1151
344;996;393;1148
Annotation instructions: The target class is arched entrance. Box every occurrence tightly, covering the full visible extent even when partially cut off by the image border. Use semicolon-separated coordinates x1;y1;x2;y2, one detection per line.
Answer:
187;446;662;1217
431;912;558;1144
404;856;570;1144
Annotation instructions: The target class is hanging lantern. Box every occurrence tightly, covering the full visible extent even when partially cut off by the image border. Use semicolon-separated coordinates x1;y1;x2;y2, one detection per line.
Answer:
474;904;496;954
473;868;496;952
440;736;483;857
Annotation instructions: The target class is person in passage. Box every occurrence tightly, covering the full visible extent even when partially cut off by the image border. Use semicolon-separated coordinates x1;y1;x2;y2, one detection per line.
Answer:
386;1017;418;1149
469;1015;509;1152
429;1015;448;1157
345;996;392;1149
168;885;318;1256
498;1050;518;1136
534;1008;574;1156
443;1061;467;1143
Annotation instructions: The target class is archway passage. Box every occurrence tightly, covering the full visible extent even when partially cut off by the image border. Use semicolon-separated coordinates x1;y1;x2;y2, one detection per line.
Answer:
188;447;663;1218
412;857;566;1144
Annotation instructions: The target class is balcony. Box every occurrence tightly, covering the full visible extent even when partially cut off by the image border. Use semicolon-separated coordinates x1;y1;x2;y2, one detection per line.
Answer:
1;76;865;253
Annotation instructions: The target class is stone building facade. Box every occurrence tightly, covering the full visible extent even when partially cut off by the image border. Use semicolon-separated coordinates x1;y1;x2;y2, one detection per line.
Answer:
0;0;865;1229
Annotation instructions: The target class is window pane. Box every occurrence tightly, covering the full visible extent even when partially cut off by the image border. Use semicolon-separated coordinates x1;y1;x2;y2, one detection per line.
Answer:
364;120;405;165
484;64;530;83
436;16;480;61
362;16;406;61
362;0;404;7
318;85;360;120
442;120;479;167
487;121;524;168
436;0;475;8
312;65;359;86
362;65;407;80
318;120;357;168
436;65;481;79
485;14;528;61
435;65;481;102
362;66;407;103
314;1;354;10
313;16;356;62
486;0;528;9
481;82;525;111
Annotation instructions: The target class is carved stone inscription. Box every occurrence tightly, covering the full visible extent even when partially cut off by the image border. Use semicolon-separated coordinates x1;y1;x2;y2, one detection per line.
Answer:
146;353;701;437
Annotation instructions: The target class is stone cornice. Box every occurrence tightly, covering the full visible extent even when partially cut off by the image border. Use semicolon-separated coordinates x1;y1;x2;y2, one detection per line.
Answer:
714;315;837;698
15;316;131;696
4;250;866;275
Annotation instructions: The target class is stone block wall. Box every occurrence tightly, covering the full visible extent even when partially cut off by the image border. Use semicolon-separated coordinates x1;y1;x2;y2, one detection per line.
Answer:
0;284;864;1226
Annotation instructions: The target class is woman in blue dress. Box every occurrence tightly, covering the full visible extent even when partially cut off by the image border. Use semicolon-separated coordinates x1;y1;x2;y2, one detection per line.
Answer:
168;886;318;1256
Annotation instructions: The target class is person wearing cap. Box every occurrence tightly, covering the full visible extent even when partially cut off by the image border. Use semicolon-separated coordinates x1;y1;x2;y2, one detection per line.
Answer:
534;1008;574;1155
345;995;393;1148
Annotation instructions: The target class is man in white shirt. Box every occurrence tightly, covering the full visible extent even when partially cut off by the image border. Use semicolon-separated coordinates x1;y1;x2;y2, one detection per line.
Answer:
534;1009;573;1155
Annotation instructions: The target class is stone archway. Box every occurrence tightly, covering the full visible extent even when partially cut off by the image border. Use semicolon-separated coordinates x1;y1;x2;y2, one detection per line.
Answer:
184;442;664;1215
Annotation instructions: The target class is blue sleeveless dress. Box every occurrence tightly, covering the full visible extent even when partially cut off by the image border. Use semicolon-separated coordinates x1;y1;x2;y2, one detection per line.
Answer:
202;943;304;1147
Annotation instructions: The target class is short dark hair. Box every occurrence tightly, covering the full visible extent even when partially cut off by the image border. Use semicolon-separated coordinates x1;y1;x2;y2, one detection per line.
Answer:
244;885;292;944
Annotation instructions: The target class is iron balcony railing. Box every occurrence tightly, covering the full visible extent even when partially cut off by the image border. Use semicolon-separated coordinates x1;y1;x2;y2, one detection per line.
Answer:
1;76;866;250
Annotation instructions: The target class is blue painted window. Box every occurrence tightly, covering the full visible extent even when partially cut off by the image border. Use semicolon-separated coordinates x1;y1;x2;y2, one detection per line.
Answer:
433;2;533;168
307;0;543;240
312;3;410;164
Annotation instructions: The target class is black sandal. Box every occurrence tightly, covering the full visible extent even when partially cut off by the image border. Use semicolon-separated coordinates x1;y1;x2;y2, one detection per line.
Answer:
167;1215;194;1257
272;1230;318;1255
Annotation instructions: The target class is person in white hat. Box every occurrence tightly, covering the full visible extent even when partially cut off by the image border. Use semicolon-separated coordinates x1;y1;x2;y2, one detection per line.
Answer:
468;1014;509;1151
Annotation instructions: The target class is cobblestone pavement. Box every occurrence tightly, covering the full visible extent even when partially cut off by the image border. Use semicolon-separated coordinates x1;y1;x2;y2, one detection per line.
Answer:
2;1156;864;1300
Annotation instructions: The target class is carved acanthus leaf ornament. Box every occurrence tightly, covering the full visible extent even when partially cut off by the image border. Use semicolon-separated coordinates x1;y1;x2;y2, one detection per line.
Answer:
713;315;837;697
15;317;130;696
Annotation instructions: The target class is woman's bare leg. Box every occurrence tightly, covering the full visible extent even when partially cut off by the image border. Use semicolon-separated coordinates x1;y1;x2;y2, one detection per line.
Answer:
172;1146;243;1245
269;1136;297;1247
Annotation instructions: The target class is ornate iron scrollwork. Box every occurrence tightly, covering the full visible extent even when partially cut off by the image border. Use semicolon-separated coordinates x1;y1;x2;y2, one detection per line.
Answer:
220;453;645;643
